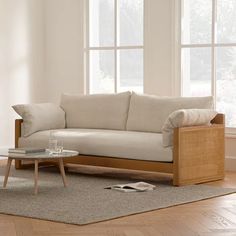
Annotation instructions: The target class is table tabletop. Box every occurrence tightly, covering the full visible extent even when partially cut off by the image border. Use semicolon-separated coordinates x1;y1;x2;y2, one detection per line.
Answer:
0;149;79;160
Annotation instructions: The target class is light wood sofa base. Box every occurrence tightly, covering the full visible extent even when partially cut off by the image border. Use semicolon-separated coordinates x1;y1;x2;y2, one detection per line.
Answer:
14;114;225;186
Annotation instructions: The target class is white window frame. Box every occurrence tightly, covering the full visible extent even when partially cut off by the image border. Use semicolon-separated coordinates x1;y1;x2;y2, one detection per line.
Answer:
85;0;144;94
175;0;236;134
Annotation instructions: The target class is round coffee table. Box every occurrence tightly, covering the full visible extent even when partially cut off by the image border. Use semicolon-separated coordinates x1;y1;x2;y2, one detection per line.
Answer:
2;150;79;194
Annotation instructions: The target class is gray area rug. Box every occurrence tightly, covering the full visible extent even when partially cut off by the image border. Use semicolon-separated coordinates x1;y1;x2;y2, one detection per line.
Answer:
0;166;235;225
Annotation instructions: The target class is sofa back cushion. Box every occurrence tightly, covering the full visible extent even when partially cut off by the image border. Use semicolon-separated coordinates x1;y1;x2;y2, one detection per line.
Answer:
126;92;214;133
60;91;131;130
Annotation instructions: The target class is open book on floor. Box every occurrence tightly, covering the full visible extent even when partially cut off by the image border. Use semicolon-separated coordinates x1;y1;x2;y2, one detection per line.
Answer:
105;182;156;193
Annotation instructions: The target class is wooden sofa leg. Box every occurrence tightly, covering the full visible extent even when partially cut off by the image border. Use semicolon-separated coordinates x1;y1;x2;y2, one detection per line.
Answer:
15;160;22;169
173;171;224;186
173;173;180;186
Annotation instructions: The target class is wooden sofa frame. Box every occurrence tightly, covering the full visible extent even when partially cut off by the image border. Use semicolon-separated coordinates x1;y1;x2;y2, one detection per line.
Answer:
14;114;225;186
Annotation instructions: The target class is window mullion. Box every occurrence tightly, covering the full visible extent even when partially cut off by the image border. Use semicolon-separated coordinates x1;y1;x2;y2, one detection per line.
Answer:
211;0;217;107
181;44;212;48
87;0;144;95
86;0;90;94
114;0;118;93
89;46;143;50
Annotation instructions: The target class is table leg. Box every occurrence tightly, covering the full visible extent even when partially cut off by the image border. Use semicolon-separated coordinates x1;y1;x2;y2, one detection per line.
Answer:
34;160;39;195
3;158;12;187
58;158;67;187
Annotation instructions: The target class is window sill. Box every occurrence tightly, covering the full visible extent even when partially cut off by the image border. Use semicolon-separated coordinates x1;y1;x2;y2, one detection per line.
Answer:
225;128;236;138
226;134;236;139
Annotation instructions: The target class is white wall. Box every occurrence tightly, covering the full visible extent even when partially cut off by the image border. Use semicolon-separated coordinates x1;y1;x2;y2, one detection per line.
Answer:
144;0;173;96
44;0;85;103
0;0;46;147
225;137;236;170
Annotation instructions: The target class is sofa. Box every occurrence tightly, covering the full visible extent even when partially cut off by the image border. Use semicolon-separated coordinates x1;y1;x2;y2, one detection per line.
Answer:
13;92;225;186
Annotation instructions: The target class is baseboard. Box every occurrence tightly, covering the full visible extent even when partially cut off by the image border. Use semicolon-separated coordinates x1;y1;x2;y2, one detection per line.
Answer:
225;156;236;171
0;147;9;160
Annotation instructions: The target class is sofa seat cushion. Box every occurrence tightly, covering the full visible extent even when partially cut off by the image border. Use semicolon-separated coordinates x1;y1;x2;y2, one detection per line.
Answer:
60;92;131;130
126;92;214;133
18;129;172;162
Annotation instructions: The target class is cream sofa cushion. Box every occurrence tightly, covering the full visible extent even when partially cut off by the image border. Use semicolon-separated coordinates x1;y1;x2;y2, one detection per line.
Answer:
162;109;217;147
60;92;131;130
19;129;173;162
126;92;214;133
12;103;65;137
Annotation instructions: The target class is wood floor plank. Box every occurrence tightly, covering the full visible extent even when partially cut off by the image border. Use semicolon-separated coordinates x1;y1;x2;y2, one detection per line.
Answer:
0;222;16;236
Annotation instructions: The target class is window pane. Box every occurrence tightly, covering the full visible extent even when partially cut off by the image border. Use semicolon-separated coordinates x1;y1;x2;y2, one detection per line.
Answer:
89;0;114;47
182;48;211;96
117;0;143;46
89;50;114;93
117;49;143;93
216;47;236;127
182;0;212;44
216;0;236;43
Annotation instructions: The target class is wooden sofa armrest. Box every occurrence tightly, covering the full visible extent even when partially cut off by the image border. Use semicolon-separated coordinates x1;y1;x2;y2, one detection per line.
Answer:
211;113;225;125
173;114;225;186
15;119;23;148
15;119;23;169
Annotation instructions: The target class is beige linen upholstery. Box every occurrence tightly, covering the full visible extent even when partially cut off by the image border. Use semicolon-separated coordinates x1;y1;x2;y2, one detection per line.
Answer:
12;103;65;137
60;92;131;130
162;109;218;147
126;92;214;133
18;129;173;162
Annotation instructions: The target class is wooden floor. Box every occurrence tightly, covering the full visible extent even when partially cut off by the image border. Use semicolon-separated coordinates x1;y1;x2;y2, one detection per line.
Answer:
1;160;236;236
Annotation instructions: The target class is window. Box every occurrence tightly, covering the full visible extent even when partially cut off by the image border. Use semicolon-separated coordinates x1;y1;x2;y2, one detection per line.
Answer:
181;0;236;128
86;0;144;94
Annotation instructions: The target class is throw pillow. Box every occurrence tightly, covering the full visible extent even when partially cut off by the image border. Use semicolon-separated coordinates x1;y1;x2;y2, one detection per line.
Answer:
162;109;217;147
12;103;65;137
